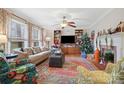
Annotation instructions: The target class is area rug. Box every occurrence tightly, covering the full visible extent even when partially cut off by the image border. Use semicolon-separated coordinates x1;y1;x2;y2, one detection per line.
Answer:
36;56;97;84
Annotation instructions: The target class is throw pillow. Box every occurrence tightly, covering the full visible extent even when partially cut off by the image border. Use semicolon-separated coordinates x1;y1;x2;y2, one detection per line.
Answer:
24;48;34;55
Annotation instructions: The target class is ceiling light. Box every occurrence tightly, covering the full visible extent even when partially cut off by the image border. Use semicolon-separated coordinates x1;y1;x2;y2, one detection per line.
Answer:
60;23;67;28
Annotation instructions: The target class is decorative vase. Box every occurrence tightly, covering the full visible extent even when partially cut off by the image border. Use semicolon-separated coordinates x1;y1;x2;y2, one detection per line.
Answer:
94;48;100;63
81;51;87;58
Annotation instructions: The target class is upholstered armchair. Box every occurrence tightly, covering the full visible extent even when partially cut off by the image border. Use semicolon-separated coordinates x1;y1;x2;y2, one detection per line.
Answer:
0;52;38;84
77;60;123;84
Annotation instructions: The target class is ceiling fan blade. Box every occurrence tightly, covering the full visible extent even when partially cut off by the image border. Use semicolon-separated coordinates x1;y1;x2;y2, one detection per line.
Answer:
68;24;76;28
68;22;75;24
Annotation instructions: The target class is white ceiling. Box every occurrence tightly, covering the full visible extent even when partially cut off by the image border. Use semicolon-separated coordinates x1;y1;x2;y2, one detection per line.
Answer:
8;8;112;30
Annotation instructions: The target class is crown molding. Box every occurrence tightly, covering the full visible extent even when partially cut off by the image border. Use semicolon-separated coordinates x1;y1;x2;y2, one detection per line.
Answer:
89;8;115;29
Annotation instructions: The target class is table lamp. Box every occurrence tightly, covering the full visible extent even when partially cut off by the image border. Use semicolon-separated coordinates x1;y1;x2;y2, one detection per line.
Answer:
0;34;7;53
46;37;51;49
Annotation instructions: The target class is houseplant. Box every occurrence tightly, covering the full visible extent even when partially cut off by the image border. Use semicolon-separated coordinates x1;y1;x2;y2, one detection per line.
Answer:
104;36;114;63
104;49;114;63
80;33;94;58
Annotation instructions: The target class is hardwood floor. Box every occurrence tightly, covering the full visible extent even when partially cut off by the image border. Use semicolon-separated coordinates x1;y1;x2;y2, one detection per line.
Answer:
65;54;81;57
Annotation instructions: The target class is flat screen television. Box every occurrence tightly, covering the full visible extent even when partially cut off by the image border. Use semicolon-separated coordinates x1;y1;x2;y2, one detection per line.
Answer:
61;35;75;43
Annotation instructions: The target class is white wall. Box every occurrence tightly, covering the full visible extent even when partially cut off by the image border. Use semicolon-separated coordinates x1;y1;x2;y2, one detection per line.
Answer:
90;9;124;33
43;28;53;47
61;28;75;36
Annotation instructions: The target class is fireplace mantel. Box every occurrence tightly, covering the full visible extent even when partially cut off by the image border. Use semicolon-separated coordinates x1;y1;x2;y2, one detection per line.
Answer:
98;32;124;39
97;32;124;62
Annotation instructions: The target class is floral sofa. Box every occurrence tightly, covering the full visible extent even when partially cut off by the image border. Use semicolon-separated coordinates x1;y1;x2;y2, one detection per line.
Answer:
0;52;38;84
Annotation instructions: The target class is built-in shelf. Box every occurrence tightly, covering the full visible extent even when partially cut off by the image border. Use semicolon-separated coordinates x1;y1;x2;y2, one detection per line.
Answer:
75;29;83;46
54;30;61;45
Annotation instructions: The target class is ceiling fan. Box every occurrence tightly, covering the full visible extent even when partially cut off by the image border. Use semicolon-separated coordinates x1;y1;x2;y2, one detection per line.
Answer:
53;15;89;29
59;16;76;29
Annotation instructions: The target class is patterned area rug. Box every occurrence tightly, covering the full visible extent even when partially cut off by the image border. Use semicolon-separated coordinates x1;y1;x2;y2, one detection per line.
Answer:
37;56;97;84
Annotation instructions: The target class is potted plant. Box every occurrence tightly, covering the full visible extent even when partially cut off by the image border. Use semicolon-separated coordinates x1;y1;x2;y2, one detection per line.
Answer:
104;49;114;63
104;36;114;63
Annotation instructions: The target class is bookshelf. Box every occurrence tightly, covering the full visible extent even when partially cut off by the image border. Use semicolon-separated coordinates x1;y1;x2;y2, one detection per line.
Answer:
54;30;61;45
75;29;83;46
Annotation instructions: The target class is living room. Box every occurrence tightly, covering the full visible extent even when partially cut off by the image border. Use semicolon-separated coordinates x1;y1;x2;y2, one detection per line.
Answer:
0;8;124;84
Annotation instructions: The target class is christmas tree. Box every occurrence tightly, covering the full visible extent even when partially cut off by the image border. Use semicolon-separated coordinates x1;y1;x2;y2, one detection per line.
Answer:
80;33;94;54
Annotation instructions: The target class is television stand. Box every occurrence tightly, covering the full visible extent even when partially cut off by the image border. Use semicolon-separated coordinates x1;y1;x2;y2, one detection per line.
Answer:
61;44;81;54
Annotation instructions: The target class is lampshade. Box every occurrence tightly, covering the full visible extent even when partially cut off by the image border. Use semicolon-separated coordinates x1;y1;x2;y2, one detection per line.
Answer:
46;37;51;41
0;34;7;43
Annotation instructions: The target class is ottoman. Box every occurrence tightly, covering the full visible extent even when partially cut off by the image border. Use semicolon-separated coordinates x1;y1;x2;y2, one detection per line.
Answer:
49;54;64;68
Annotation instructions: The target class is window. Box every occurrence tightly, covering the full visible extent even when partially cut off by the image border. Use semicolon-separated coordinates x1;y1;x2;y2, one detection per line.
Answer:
8;19;28;52
33;42;39;46
10;42;24;50
32;27;39;40
32;27;41;46
10;20;25;39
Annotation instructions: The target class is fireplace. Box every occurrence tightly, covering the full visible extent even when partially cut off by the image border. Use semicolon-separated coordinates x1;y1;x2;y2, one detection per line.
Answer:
97;32;124;62
101;45;117;63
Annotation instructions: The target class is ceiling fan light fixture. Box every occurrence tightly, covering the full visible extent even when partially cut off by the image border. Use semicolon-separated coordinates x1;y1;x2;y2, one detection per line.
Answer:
58;16;77;29
60;16;68;28
60;22;67;28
